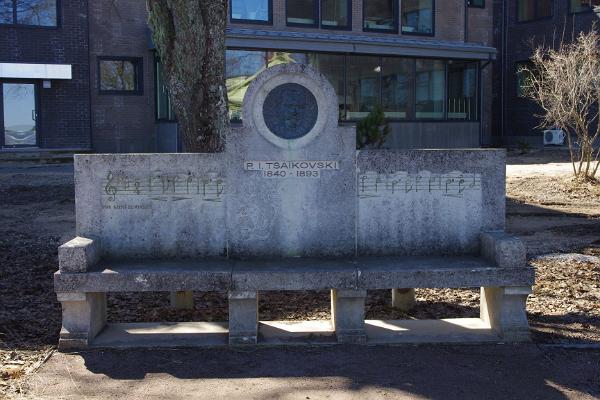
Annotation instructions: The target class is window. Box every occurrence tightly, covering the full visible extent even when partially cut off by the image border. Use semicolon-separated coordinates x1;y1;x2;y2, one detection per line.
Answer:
363;0;397;32
308;53;346;118
221;49;480;123
448;61;478;121
401;0;434;35
347;56;381;119
321;0;350;28
516;61;535;98
286;0;351;29
0;0;58;26
230;0;271;23
287;0;317;26
226;50;268;121
468;0;484;7
517;0;552;22
98;58;143;95
155;58;175;121
381;57;413;119
415;59;445;119
570;0;600;13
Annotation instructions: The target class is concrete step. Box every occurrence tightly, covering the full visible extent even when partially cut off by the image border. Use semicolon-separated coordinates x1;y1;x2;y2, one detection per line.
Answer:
89;319;501;349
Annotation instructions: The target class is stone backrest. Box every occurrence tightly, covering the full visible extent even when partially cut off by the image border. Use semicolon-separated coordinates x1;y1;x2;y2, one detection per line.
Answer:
74;64;505;259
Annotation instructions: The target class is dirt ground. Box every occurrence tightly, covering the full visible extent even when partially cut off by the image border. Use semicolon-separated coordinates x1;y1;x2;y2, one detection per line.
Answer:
0;151;599;398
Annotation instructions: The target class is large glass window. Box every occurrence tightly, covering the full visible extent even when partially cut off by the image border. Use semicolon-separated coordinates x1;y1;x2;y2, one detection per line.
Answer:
448;61;478;121
517;0;552;22
321;0;350;28
231;0;271;23
363;0;397;32
570;0;600;13
347;56;381;119
1;0;58;26
190;49;481;124
226;50;268;121
287;0;317;25
401;0;434;35
381;57;413;119
415;59;445;119
308;53;346;118
99;58;143;94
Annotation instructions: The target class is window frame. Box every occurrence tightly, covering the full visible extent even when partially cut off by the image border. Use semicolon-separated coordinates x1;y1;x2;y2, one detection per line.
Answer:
468;0;485;8
401;0;436;37
569;0;599;14
516;0;554;23
229;0;273;25
0;0;61;28
363;0;399;34
320;0;352;31
97;56;144;96
285;0;319;28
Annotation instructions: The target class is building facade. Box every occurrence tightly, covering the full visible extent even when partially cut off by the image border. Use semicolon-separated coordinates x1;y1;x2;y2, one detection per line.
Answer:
1;0;496;153
0;0;91;151
493;0;599;147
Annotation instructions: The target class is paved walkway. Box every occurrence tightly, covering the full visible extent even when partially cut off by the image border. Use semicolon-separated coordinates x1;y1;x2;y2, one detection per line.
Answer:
26;345;599;399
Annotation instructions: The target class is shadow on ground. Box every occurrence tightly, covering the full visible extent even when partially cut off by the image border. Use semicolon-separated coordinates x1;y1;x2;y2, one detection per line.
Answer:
25;344;600;399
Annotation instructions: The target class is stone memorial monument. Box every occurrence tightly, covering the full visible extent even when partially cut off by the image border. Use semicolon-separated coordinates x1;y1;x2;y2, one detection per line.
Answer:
54;64;534;350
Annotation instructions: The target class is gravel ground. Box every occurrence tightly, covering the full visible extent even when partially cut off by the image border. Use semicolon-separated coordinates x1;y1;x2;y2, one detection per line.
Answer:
0;154;599;398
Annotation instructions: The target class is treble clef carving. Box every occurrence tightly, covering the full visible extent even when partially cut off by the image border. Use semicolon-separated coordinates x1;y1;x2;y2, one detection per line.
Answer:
104;172;117;202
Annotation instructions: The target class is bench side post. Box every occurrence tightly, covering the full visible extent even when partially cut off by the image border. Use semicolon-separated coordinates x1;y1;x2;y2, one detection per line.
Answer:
331;289;367;344
57;292;106;351
391;288;416;311
480;287;532;341
228;291;259;345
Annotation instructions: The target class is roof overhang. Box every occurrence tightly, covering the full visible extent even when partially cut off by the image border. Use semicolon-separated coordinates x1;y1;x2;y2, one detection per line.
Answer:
226;28;496;61
0;63;72;79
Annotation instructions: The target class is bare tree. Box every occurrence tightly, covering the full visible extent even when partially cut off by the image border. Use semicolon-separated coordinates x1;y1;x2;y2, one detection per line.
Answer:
147;0;228;153
522;28;600;180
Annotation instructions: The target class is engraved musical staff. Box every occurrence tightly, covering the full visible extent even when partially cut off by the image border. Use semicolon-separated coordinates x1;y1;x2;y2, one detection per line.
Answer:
102;171;225;202
358;171;481;199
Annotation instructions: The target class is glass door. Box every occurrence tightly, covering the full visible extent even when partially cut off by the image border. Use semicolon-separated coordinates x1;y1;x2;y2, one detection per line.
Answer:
2;83;38;147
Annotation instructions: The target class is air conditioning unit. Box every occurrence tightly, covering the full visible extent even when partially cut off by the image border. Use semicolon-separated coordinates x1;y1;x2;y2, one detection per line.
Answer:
543;129;566;146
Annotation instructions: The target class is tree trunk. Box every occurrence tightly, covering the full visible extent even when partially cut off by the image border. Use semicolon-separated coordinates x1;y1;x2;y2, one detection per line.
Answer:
147;0;228;153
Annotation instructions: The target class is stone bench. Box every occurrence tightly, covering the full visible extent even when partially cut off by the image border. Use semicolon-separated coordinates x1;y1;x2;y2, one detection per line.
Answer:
55;232;534;350
54;65;535;350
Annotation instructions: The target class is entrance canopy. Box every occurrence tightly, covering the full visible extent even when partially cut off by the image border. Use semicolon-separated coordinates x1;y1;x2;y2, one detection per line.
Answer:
0;63;72;80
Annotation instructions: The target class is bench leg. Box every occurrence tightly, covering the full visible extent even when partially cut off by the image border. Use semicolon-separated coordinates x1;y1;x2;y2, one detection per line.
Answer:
480;287;532;342
228;291;258;345
170;291;194;310
331;289;367;344
391;288;416;311
57;292;106;351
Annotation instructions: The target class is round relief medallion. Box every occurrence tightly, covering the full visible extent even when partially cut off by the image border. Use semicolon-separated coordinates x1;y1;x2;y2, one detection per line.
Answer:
262;83;318;140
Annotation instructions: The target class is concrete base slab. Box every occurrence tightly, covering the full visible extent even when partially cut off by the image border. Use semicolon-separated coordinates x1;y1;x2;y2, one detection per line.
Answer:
259;320;336;345
366;318;502;344
92;322;229;348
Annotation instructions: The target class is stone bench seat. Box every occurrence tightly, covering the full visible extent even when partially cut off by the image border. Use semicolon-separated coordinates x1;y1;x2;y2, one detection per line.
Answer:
54;255;534;293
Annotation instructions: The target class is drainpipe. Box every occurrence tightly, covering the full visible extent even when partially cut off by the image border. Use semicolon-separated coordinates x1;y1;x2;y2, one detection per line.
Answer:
500;0;507;146
464;0;469;43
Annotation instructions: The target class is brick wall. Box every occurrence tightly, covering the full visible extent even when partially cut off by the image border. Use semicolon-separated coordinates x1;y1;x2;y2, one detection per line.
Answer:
0;0;91;149
88;0;155;153
493;0;597;145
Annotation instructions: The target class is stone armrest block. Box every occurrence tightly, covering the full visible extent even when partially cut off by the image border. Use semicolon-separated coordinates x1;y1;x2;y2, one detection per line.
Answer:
58;237;100;273
480;231;526;269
